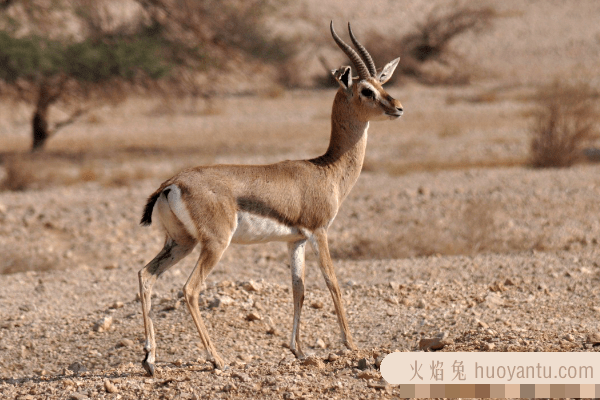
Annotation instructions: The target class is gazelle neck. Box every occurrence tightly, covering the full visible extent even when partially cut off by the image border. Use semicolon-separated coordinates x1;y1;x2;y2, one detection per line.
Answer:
310;90;369;202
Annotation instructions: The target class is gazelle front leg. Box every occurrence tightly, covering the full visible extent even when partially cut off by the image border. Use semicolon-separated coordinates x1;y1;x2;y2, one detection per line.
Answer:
288;239;307;358
138;238;195;376
310;228;357;351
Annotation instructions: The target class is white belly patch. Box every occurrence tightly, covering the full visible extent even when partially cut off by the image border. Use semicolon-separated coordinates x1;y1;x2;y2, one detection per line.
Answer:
231;211;304;244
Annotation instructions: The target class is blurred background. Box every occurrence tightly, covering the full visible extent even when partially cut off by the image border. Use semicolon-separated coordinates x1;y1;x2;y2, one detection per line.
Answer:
1;0;600;273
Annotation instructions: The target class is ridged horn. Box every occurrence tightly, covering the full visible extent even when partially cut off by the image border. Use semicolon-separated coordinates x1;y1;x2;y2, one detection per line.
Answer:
347;22;376;77
330;21;370;81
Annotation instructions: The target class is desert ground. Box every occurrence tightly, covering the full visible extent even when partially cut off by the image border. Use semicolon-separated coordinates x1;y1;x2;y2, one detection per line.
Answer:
2;1;600;399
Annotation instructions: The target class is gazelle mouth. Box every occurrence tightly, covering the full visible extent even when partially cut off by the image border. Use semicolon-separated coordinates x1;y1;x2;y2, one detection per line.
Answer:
386;112;403;119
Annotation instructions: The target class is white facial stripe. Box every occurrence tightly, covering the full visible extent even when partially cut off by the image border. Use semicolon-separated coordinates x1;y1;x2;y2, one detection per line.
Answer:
231;211;304;244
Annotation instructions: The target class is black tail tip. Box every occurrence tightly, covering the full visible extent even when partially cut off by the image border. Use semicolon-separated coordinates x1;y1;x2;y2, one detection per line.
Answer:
140;191;161;226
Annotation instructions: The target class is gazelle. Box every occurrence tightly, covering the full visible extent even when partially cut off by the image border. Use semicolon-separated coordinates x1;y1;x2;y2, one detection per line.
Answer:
137;21;403;376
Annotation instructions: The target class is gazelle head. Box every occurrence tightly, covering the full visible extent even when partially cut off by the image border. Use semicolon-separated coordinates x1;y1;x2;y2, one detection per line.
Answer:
330;21;403;122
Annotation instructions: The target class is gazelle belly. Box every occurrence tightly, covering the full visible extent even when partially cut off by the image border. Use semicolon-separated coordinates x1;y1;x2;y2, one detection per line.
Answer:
231;211;304;244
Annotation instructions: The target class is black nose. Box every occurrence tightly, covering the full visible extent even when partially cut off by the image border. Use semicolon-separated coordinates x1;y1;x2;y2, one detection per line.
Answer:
396;107;403;112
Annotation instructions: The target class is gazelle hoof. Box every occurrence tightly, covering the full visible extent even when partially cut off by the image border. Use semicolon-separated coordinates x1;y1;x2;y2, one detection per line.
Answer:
212;356;226;370
345;341;358;351
291;348;306;359
142;353;155;376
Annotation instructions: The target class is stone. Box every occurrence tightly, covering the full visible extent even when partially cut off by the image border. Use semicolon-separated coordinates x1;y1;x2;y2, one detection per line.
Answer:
310;300;324;309
67;362;87;374
367;379;390;390
222;383;237;392
209;296;234;308
314;338;326;349
357;370;379;380
419;332;450;352
109;301;124;309
476;319;489;329
246;312;262;322
104;379;118;393
117;338;134;348
302;356;324;369
564;334;575;342
357;358;369;370
327;353;339;362
586;333;600;345
242;280;262;292
93;316;113;332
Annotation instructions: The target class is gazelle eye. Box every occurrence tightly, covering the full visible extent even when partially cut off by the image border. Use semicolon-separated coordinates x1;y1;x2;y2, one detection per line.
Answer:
361;88;374;98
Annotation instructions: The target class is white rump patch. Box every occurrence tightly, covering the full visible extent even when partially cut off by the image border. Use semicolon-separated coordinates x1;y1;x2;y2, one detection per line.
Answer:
155;184;199;239
231;212;303;244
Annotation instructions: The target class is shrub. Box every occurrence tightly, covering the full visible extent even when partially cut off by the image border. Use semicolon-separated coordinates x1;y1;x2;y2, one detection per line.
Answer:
529;82;600;168
365;2;497;85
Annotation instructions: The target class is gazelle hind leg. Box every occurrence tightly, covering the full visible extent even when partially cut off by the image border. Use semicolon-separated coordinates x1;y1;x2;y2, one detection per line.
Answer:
183;239;229;369
288;239;307;358
138;237;196;376
310;229;357;351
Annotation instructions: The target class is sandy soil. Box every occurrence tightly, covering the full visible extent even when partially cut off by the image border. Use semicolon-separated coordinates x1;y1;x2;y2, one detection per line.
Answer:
2;1;600;399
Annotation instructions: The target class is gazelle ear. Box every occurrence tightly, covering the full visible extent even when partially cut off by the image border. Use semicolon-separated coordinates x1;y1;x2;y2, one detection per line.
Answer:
378;57;400;84
332;66;352;90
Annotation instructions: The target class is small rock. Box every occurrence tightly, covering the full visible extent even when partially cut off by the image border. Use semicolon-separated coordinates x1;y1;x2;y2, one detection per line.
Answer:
93;316;113;332
489;281;506;292
104;379;118;393
222;383;237;392
117;338;134;348
484;343;495;351
416;299;427;309
385;296;399;305
104;263;118;270
389;281;400;290
232;371;251;382
69;393;88;400
314;338;326;349
67;362;87;374
327;353;339;362
357;358;369;370
564;334;575;342
476;319;489;329
504;278;515;286
63;378;75;388
586;333;600;345
419;332;450;352
253;300;263;310
310;300;324;309
242;280;262;292
173;359;183;366
357;370;379;380
209;295;234;308
367;379;390;390
246;312;262;322
302;356;324;369
484;293;504;307
375;354;386;368
109;301;124;309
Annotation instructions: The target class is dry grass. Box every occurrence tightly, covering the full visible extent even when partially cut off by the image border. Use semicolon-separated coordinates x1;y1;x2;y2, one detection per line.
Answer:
529;82;600;168
0;155;37;191
379;158;526;176
365;2;497;86
330;198;547;260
